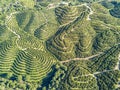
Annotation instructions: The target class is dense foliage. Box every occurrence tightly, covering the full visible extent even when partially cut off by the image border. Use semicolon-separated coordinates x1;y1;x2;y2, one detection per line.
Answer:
110;2;120;18
0;0;120;90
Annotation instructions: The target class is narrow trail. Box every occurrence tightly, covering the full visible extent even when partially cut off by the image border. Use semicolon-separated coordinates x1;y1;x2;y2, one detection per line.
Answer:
5;12;27;51
115;54;120;70
85;4;93;20
93;70;116;75
41;11;49;31
41;11;48;24
61;52;103;63
74;3;93;21
5;12;20;39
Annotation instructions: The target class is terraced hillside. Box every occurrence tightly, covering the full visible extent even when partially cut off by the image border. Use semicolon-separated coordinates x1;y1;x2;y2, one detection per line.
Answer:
0;0;120;90
0;0;58;88
0;39;56;82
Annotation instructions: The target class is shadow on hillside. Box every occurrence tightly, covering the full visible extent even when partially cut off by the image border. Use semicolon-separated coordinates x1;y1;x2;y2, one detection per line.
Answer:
37;65;57;90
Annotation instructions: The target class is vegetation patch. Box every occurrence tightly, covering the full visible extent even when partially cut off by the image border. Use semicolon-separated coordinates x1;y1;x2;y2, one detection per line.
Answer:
110;2;120;18
0;0;120;90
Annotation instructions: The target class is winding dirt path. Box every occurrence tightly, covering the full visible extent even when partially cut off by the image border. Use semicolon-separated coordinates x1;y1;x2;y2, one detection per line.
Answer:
5;12;20;38
85;4;93;20
61;52;103;63
5;12;28;51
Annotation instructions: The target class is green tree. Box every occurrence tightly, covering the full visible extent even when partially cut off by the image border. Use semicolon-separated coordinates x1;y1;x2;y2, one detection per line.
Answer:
24;75;30;82
42;86;47;90
17;75;22;83
110;2;120;18
6;72;13;79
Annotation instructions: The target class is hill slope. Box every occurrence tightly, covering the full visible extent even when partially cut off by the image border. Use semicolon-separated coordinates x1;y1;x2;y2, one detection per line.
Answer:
0;0;120;90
